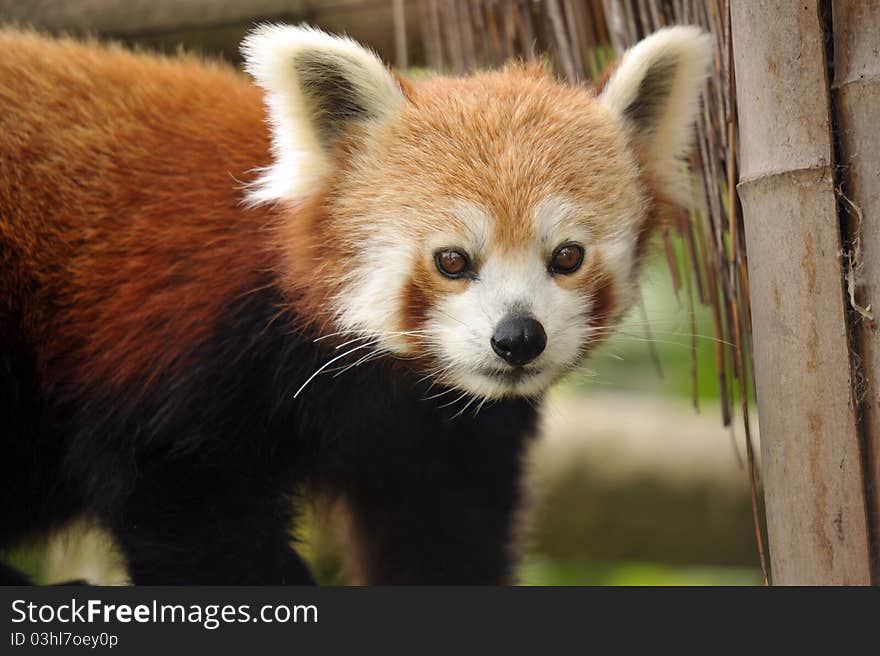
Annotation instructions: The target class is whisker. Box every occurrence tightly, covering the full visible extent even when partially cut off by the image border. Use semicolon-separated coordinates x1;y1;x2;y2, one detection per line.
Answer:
332;349;387;378
472;396;491;417
313;328;429;344
415;366;447;386
312;329;357;342
423;386;457;401
438;390;470;409
293;341;379;398
333;334;378;350
612;334;707;349
660;332;734;346
450;394;478;420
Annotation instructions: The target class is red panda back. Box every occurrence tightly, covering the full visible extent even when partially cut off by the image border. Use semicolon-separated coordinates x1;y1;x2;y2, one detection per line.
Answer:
0;31;277;390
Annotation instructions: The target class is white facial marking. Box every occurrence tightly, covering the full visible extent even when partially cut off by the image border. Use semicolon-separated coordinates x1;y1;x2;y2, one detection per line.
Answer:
533;195;592;249
332;200;492;355
428;196;601;399
537;194;639;289
332;193;643;399
332;231;416;352
432;248;591;398
427;201;493;256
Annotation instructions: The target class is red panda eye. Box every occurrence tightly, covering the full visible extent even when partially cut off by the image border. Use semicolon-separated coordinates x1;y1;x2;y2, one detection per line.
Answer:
550;243;585;275
435;249;470;278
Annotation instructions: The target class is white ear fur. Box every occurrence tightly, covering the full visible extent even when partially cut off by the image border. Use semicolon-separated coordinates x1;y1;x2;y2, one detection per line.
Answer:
241;24;404;205
599;26;712;205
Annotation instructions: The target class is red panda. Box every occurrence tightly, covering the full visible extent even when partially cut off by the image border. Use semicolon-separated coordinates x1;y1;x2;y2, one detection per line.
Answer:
0;25;711;584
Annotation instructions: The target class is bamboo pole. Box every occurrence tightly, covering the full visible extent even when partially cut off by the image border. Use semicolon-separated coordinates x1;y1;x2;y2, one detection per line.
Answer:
392;0;408;69
832;0;880;580
731;0;872;584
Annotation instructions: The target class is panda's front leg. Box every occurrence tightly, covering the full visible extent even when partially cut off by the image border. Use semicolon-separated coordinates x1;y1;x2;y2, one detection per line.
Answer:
335;404;535;585
107;463;314;585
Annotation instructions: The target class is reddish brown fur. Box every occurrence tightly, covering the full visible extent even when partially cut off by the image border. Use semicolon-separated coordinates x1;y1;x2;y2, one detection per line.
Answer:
632;135;680;265
593;59;619;96
387;68;634;252
399;261;433;335
0;32;278;390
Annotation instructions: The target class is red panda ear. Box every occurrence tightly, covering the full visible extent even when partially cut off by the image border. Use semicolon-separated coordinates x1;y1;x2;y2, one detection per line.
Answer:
241;24;405;205
599;26;712;206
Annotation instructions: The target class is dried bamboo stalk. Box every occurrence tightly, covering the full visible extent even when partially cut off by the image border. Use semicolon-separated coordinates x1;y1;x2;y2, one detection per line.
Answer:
392;0;407;69
732;0;871;585
831;0;880;579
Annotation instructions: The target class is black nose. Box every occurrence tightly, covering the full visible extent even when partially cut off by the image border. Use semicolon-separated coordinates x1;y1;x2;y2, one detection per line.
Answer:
491;315;547;366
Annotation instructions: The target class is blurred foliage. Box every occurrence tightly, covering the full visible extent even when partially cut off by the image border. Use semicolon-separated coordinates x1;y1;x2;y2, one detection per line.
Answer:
518;557;761;586
3;544;45;582
569;236;728;404
530;465;760;569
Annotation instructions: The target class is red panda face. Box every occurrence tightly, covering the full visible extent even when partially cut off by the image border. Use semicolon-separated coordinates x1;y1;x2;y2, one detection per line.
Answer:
243;25;711;400
320;78;646;399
